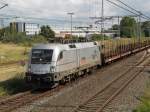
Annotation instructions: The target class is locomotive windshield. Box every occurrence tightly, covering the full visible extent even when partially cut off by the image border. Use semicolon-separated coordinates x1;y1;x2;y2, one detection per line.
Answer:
31;49;53;64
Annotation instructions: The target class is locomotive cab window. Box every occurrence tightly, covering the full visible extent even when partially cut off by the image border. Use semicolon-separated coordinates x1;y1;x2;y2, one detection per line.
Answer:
31;49;53;64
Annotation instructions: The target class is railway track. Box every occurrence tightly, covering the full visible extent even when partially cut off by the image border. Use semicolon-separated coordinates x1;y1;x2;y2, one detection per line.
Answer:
0;86;65;112
0;57;132;112
74;52;149;112
0;51;149;112
0;54;135;112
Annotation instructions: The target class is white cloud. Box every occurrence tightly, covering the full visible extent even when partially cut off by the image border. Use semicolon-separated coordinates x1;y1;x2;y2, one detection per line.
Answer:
1;0;150;27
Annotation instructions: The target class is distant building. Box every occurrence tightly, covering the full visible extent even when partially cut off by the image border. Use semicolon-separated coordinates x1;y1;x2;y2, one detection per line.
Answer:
25;23;40;35
10;22;40;36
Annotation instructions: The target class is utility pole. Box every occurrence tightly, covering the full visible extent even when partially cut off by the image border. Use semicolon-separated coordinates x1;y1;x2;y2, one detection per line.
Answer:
118;16;120;38
138;12;142;40
0;3;8;28
136;17;139;38
91;15;138;39
101;0;104;40
0;19;4;28
67;12;74;38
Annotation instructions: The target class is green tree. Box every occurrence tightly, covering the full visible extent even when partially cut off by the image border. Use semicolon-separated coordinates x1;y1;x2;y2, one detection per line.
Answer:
120;16;137;38
141;21;150;37
112;24;120;30
0;29;5;40
40;25;55;40
91;34;111;41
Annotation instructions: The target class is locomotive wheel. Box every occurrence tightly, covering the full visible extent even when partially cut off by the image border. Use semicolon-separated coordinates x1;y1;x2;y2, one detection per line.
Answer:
52;83;59;89
59;78;66;85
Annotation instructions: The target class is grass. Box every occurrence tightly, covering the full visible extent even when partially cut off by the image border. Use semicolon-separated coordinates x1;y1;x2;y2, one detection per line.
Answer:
0;59;28;96
0;65;25;82
133;82;150;112
133;96;150;112
0;42;31;96
0;42;31;64
133;101;150;112
0;73;31;96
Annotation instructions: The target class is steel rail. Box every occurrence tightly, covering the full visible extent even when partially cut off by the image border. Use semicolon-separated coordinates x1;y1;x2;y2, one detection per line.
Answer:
74;52;149;112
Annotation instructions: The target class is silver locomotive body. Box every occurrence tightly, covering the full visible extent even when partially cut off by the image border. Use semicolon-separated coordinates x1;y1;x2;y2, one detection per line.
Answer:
25;42;102;87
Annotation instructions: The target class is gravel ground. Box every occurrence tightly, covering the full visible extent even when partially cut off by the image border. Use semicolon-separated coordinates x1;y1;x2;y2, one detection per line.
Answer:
103;56;150;112
103;67;150;112
13;52;148;112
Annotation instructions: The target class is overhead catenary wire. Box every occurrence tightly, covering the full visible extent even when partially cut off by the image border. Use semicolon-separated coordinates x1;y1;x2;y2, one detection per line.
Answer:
0;0;8;4
115;0;141;14
105;0;149;39
88;0;91;18
0;0;149;30
115;0;150;20
0;14;90;24
1;1;91;26
0;0;8;10
0;0;8;6
106;0;139;16
106;0;148;19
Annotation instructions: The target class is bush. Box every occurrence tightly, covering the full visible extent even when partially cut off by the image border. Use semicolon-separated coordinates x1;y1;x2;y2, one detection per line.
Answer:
91;34;111;41
0;32;47;46
32;35;47;43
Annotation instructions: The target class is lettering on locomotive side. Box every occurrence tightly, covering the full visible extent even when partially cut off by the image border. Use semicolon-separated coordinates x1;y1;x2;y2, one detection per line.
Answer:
81;57;86;65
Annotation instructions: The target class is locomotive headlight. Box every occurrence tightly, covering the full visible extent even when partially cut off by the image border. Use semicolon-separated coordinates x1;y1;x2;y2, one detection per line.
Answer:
50;66;56;73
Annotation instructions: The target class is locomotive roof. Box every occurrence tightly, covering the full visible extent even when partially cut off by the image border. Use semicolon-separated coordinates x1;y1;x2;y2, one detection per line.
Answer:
33;42;97;50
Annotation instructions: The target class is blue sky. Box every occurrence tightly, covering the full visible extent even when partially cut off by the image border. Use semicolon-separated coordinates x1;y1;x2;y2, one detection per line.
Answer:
0;0;150;28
